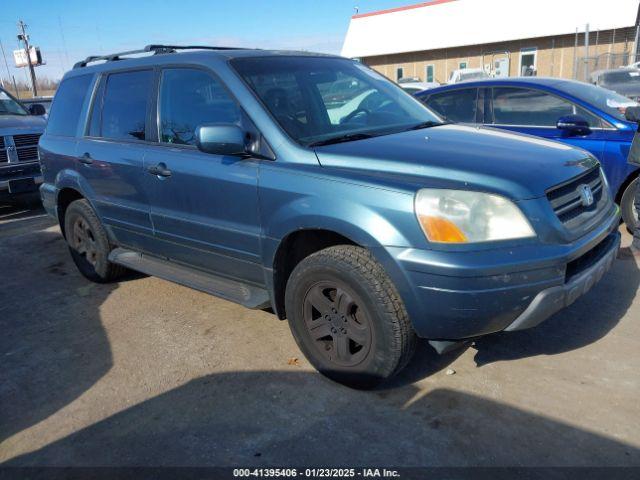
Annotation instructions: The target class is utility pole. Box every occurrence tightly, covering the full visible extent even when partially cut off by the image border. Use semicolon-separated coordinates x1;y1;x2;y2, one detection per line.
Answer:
17;20;38;97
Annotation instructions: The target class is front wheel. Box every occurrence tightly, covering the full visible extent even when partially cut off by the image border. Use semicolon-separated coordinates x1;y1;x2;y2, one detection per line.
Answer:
285;245;416;389
621;177;639;234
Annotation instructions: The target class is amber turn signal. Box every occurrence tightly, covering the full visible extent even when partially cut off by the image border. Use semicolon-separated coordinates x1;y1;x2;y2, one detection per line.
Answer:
418;215;468;243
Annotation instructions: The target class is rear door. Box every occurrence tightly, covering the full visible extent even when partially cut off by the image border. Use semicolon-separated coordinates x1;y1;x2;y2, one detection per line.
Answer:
75;69;154;250
487;86;607;159
142;67;263;284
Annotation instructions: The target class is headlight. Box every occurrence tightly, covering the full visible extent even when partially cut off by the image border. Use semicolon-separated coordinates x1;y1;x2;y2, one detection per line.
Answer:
414;189;535;243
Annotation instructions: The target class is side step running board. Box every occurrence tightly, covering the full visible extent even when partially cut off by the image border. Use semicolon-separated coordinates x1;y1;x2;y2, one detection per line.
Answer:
108;248;271;309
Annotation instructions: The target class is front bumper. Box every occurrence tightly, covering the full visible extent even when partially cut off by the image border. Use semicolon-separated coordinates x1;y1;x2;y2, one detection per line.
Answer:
505;231;619;331
385;204;621;340
0;162;42;195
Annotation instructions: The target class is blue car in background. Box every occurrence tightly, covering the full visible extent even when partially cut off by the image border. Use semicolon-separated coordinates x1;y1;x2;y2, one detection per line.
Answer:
417;78;639;231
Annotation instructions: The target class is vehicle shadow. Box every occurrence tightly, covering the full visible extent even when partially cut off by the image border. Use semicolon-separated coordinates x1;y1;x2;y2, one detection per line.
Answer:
0;193;54;240
3;370;638;467
473;253;640;366
0;225;115;444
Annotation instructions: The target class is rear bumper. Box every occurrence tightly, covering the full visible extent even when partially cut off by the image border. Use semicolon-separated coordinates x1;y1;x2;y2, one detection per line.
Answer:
39;182;58;219
385;205;621;340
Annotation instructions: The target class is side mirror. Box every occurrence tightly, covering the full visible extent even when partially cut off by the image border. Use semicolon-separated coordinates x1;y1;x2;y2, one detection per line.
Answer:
625;106;640;123
195;124;247;156
28;103;46;116
556;115;591;136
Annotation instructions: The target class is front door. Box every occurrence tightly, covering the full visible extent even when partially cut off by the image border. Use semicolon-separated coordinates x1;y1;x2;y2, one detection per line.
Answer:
144;67;263;285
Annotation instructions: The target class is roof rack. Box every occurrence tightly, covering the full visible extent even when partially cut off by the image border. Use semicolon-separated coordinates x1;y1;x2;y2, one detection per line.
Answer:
73;44;250;69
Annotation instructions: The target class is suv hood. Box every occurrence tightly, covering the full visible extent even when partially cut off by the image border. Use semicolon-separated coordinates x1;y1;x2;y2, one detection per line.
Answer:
0;114;46;132
314;124;598;200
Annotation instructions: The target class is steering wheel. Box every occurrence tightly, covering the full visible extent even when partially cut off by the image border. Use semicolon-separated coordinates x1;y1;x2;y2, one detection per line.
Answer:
341;107;370;124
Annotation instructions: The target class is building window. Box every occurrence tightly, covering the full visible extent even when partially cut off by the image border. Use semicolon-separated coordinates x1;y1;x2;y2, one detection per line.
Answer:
425;64;434;83
396;67;404;81
519;48;537;76
459;61;468;70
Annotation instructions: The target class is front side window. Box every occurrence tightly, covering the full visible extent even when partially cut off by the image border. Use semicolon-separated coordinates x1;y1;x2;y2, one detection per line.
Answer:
425;89;478;123
158;68;241;145
491;87;601;127
0;88;29;116
232;56;441;146
101;70;152;141
46;75;93;137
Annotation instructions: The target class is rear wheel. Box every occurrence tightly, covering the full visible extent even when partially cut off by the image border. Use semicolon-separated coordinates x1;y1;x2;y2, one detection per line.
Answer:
621;177;639;234
64;199;125;283
285;245;416;389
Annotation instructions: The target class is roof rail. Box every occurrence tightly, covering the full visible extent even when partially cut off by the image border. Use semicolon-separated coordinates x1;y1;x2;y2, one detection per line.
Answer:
72;44;251;69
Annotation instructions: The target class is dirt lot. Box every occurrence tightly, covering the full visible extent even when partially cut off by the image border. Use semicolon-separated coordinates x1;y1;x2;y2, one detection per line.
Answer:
1;195;639;467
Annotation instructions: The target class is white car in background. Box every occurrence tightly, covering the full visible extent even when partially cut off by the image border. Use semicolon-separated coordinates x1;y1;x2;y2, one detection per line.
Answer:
448;68;489;84
397;77;440;94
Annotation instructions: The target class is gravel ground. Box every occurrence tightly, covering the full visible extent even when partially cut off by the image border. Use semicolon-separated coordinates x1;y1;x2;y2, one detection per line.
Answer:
1;195;639;467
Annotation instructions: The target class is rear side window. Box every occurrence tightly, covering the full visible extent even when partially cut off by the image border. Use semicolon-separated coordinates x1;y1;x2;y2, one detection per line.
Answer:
46;74;93;137
425;89;478;123
101;70;153;141
158;68;241;145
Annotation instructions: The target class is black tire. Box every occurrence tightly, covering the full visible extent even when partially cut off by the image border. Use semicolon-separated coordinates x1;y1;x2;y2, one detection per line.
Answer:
64;199;125;283
285;245;417;389
621;177;639;235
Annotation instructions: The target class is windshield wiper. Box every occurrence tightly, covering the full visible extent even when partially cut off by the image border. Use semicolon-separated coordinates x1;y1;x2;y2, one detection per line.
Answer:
406;121;448;131
308;132;375;147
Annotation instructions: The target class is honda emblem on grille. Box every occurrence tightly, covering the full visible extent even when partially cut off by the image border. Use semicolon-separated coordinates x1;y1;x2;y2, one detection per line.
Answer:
578;184;594;207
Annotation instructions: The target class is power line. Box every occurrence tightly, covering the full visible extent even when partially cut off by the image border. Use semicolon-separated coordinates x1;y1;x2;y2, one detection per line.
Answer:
57;15;70;72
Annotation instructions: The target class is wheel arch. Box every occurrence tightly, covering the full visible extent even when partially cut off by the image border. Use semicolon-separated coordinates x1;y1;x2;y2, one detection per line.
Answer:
271;228;359;320
56;187;85;239
615;168;639;205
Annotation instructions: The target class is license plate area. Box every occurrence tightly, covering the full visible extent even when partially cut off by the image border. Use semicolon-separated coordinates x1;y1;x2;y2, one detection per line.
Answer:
8;177;37;194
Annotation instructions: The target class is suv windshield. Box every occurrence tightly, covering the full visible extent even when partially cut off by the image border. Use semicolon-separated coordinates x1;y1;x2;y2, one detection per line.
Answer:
560;80;638;122
0;88;29;116
231;56;441;146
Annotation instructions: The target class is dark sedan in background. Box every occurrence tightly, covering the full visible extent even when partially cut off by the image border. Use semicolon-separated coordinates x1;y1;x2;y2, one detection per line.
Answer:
416;78;639;231
591;68;640;102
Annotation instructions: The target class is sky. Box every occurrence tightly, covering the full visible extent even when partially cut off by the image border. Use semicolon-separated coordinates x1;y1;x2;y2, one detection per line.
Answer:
0;0;418;84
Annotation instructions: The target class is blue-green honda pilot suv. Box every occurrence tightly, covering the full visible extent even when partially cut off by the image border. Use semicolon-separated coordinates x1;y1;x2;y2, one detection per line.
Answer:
39;45;621;388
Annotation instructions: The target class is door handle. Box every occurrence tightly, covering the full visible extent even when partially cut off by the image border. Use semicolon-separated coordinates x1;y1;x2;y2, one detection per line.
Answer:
147;163;172;177
78;152;93;165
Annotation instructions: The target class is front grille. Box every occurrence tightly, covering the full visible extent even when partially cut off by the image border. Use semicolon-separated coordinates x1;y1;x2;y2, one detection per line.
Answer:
0;136;5;149
13;133;41;147
0;149;7;163
16;145;39;162
546;167;605;230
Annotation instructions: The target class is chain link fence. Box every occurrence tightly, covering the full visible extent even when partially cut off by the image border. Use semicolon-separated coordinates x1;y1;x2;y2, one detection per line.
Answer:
574;26;640;82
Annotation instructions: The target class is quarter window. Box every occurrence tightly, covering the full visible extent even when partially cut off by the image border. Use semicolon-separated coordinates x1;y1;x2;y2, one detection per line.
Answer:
101;70;152;141
491;87;602;127
46;74;93;137
425;88;478;123
158;68;241;145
